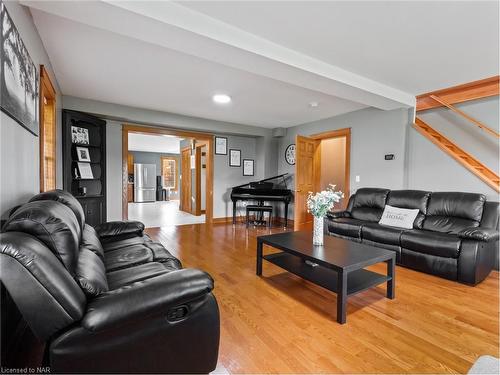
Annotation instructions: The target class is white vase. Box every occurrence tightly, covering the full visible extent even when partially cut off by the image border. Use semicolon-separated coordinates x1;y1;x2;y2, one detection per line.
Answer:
313;216;324;245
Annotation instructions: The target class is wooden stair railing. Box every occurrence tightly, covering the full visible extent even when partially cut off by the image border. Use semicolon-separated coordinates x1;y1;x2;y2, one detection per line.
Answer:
413;117;500;192
428;95;500;138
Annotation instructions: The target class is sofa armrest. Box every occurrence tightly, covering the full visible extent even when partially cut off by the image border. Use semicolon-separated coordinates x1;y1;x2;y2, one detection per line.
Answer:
458;227;499;242
326;210;351;220
94;220;145;239
82;269;214;332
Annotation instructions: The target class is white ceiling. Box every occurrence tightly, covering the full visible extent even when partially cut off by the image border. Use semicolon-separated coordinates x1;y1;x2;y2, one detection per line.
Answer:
24;1;498;128
181;1;499;94
128;133;181;154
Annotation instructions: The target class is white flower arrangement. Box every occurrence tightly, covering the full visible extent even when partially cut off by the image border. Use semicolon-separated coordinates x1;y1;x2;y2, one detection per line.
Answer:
306;184;344;218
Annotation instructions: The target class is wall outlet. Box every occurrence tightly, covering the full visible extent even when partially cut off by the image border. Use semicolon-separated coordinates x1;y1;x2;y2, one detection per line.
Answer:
355;175;360;182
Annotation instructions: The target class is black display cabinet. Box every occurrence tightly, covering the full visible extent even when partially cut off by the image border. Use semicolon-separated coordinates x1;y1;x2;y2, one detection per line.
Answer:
62;109;106;226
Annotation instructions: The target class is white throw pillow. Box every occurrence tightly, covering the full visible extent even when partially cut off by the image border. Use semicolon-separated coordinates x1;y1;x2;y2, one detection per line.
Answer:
378;205;419;229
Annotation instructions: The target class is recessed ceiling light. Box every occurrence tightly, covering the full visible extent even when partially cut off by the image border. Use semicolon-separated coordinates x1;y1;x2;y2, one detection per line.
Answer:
309;101;319;108
213;94;232;104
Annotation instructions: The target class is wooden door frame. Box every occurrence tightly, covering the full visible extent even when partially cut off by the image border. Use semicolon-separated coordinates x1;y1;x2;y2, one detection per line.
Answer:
180;146;193;215
122;124;214;223
194;142;207;216
310;128;351;199
39;65;57;192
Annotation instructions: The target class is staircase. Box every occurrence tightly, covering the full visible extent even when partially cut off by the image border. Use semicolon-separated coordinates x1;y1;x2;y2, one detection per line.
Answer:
413;117;500;192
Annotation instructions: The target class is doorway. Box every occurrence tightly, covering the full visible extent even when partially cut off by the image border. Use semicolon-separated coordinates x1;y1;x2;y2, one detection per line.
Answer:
294;128;351;230
122;124;214;227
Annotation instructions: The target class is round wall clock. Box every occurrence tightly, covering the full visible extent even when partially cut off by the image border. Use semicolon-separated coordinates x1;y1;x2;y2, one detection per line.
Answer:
285;144;296;165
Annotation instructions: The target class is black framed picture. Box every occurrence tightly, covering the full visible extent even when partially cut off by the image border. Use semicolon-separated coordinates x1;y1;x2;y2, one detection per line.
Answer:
0;2;39;136
76;147;91;162
215;136;227;155
229;149;241;167
71;126;89;145
243;159;254;176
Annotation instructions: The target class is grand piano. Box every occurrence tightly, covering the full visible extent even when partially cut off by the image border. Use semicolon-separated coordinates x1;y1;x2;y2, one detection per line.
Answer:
230;173;293;227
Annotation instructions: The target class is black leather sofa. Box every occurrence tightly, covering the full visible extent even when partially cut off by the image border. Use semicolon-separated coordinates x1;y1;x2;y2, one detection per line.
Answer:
327;188;499;285
0;190;219;373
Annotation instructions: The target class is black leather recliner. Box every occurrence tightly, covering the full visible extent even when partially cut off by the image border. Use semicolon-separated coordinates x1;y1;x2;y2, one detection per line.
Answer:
0;190;220;373
327;188;499;285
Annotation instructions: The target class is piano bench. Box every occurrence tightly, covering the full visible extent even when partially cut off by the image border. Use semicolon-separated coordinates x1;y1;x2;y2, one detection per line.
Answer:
246;205;273;228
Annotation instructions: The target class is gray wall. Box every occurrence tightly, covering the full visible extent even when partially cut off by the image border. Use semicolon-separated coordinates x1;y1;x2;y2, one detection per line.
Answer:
63;96;278;220
407;97;499;200
82;97;498;225
214;134;259;218
130;151;180;199
106;121;122;220
63;95;271;137
277;107;409;216
0;0;62;219
277;101;498;220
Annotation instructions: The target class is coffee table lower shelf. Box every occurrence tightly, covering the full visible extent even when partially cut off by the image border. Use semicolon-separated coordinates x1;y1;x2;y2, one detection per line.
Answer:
263;252;391;296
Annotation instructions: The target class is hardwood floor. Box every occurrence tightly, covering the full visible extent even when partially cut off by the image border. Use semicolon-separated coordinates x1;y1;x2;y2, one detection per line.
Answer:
147;223;499;374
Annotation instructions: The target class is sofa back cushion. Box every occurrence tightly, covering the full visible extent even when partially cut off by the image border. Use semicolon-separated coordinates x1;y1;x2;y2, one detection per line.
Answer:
386;190;431;228
0;232;86;340
76;248;109;297
423;192;486;234
3;201;81;275
29;189;85;233
350;188;390;222
480;201;499;229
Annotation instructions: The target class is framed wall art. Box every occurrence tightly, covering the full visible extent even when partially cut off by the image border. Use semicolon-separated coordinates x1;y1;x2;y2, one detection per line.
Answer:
215;136;227;155
229;149;241;167
243;159;254;176
0;2;39;135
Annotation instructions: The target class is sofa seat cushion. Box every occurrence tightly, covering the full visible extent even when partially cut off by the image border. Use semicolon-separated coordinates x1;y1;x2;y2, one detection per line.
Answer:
104;245;154;271
400;230;462;258
328;218;365;239
107;262;175;289
362;223;406;246
144;242;182;269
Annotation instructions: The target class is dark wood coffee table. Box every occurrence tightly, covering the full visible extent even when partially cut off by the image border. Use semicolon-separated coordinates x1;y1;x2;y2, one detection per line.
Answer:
256;231;396;324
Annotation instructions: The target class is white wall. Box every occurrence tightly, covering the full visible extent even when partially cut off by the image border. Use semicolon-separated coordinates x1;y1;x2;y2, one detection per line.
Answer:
0;1;61;219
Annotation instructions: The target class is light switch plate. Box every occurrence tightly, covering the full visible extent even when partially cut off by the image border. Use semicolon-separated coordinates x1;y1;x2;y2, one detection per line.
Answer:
355;175;360;182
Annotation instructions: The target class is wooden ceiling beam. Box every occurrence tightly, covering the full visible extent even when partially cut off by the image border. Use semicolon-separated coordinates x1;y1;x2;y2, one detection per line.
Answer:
416;76;499;111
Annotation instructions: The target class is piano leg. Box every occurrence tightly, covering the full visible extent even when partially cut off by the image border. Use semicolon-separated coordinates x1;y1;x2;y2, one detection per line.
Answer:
232;200;237;225
284;202;289;228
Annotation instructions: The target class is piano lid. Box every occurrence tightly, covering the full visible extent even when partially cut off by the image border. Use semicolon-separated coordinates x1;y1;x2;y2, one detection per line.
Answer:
232;173;290;190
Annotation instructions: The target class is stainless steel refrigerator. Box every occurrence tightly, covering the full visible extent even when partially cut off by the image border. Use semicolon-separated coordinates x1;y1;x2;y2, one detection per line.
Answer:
134;163;156;202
